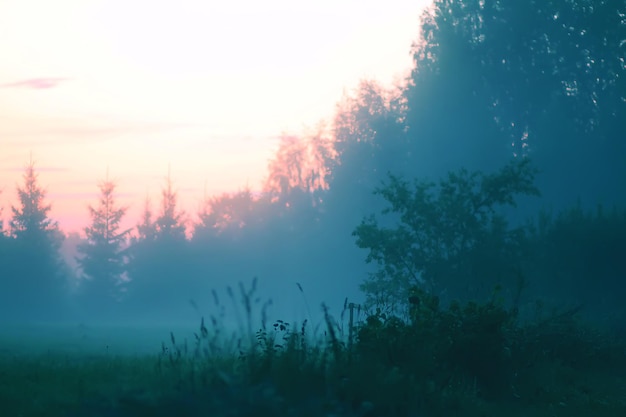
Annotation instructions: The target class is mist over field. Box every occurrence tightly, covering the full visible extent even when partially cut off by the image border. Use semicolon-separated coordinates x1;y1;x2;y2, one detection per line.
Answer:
1;2;626;416
0;0;624;365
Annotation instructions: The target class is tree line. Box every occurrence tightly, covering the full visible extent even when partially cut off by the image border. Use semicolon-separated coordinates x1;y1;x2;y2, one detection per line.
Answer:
1;0;624;324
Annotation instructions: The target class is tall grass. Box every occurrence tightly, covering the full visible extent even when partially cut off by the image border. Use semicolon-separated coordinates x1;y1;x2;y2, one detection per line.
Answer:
1;279;625;417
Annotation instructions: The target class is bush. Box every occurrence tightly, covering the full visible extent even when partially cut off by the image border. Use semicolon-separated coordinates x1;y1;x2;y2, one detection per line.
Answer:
354;158;540;311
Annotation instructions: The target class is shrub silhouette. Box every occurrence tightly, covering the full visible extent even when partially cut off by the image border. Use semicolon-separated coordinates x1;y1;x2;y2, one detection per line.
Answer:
354;158;540;311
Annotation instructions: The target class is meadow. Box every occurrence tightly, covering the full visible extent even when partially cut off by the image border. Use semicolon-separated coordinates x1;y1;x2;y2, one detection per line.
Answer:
1;280;625;417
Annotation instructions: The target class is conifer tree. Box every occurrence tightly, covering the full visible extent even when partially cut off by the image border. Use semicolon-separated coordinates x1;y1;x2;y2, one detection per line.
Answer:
10;157;60;243
125;169;190;321
155;168;186;240
77;172;131;305
7;156;66;319
135;194;157;242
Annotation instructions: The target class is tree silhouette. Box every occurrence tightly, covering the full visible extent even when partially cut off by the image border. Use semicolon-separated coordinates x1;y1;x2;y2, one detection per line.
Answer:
10;157;59;242
194;186;257;239
524;202;626;318
406;0;625;206
189;186;269;292
354;159;540;312
264;128;335;211
135;194;157;242
76;172;131;312
0;189;11;312
155;168;186;241
324;80;407;232
125;169;193;322
262;128;337;244
0;189;4;233
4;156;67;321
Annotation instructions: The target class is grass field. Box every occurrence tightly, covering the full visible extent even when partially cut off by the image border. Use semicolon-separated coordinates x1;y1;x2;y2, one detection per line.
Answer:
1;284;625;417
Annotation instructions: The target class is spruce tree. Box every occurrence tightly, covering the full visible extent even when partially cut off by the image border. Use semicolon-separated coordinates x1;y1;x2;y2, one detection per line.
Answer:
7;156;66;320
126;169;189;321
136;194;157;242
77;172;131;309
10;157;59;242
155;168;186;240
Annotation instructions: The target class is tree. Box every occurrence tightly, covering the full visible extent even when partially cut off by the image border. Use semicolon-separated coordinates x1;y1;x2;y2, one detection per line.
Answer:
10;157;59;242
125;169;192;322
155;168;186;241
0;188;4;233
189;187;268;292
0;189;14;319
325;80;409;229
136;194;157;242
4;156;67;320
0;188;10;297
264;127;336;211
193;186;258;240
353;159;540;312
406;0;626;207
524;202;626;319
76;173;131;310
262;128;337;242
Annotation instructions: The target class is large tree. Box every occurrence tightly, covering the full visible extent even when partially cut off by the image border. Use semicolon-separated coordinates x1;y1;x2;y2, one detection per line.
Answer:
326;80;408;225
77;173;131;310
406;0;625;206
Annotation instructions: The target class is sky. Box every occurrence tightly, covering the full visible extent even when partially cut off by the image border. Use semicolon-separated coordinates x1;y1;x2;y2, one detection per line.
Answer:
0;0;431;234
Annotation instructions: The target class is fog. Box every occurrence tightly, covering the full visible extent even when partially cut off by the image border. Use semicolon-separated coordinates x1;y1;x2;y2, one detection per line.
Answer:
1;0;624;357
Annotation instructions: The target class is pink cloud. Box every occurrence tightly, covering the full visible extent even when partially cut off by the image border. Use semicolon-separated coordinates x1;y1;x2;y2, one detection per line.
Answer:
0;77;71;90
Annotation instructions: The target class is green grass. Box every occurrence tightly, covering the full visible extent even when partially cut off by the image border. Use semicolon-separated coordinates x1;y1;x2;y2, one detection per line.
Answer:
1;281;625;417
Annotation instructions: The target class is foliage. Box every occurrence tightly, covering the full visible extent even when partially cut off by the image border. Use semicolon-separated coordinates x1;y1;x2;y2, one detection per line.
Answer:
1;157;68;320
407;0;626;205
414;0;625;137
325;80;408;227
136;194;158;242
264;128;335;203
9;157;60;243
3;280;626;417
77;174;131;308
353;287;626;415
0;190;12;306
0;188;4;233
523;202;626;320
262;128;336;240
193;186;259;239
125;170;195;321
356;286;518;400
154;169;186;241
354;158;539;311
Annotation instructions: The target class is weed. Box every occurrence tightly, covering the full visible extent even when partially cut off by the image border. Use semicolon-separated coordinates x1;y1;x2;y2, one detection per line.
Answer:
2;278;625;417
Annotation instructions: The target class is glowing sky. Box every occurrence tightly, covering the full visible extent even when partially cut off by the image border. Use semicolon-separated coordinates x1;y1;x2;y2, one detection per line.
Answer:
0;0;430;233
